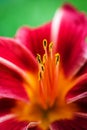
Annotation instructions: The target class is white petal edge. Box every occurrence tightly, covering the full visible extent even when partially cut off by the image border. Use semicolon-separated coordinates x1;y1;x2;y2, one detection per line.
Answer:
0;114;16;123
0;57;26;79
51;8;64;47
67;91;87;104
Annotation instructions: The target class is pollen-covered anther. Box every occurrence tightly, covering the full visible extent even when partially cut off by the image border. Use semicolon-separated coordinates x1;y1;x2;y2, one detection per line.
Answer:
41;64;45;71
49;42;53;59
38;64;45;80
43;39;47;49
37;54;42;63
49;42;53;52
55;53;60;65
38;71;42;80
37;54;44;80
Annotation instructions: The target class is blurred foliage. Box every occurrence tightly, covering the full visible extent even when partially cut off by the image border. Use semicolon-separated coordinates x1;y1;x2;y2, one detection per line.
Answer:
0;0;87;37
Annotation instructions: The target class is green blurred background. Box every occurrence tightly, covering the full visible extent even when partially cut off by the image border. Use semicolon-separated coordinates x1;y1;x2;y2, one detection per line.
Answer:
0;0;87;37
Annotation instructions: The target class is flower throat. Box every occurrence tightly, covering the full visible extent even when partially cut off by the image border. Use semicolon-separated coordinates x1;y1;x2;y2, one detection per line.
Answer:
12;40;77;129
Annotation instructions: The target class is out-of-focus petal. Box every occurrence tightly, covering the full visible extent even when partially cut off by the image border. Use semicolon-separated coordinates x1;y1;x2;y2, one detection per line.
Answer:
26;122;42;130
15;22;51;56
66;74;87;102
0;37;38;72
66;73;87;115
51;4;87;77
50;116;87;130
75;96;87;115
0;98;16;117
0;63;29;101
0;118;28;130
75;62;87;77
0;98;28;130
27;126;41;130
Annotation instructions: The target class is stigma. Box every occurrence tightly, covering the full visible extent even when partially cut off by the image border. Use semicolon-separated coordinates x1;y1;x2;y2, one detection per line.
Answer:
12;39;78;129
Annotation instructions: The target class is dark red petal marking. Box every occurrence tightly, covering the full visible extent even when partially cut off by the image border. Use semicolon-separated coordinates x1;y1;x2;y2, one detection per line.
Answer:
0;98;16;117
75;96;87;114
51;116;87;130
75;62;87;77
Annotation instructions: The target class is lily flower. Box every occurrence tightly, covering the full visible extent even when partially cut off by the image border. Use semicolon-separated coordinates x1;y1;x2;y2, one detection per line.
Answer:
0;4;87;130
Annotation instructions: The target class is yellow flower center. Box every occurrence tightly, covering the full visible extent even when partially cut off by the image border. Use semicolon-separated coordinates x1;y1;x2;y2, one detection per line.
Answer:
12;40;78;129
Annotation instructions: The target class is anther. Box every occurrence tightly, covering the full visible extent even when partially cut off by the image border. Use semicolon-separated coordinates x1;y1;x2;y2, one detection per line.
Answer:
55;53;60;65
41;64;44;71
49;42;53;59
49;42;53;52
38;71;42;80
37;54;42;63
43;39;47;50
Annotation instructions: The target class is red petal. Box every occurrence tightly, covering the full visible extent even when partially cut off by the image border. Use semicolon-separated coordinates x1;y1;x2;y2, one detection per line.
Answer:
66;74;87;102
0;37;38;72
51;116;87;130
0;64;29;101
27;126;41;130
75;96;87;115
26;122;42;130
0;118;28;130
15;22;51;56
0;98;29;130
0;98;16;117
51;4;87;77
66;74;87;115
76;62;87;77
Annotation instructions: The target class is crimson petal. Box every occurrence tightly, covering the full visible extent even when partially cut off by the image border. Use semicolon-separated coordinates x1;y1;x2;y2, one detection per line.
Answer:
75;62;87;77
66;74;87;116
0;98;16;117
0;37;38;72
51;116;87;130
0;64;29;101
52;4;87;77
15;22;51;56
0;118;28;130
66;74;87;101
26;122;42;130
75;96;87;115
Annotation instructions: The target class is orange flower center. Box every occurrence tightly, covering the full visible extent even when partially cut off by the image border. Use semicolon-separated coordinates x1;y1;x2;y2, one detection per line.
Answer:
12;40;78;129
